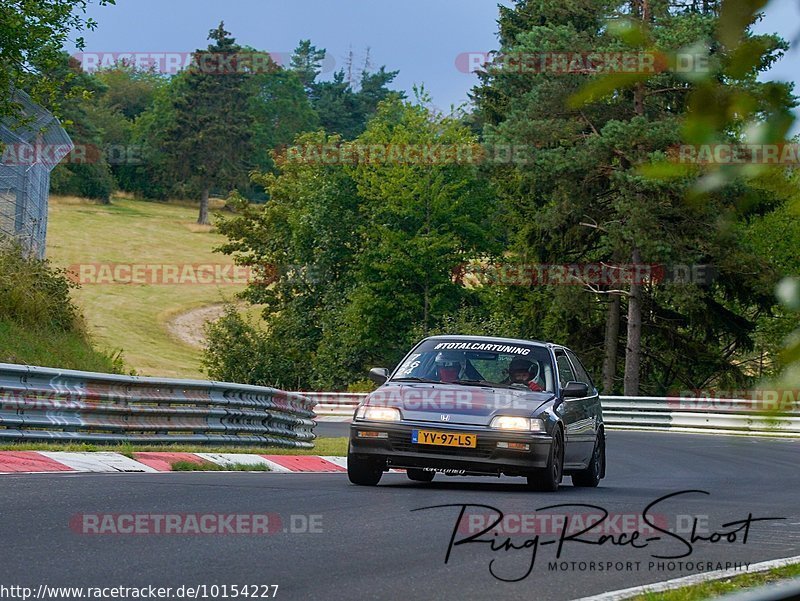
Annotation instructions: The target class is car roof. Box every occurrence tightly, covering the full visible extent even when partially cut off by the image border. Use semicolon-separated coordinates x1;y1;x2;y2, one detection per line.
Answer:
422;334;555;349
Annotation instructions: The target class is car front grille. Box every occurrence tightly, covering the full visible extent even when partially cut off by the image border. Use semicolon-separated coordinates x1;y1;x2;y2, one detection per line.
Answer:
388;431;495;459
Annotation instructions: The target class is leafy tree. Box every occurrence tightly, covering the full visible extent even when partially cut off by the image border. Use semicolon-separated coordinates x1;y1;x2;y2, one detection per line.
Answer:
247;50;319;176
128;77;183;199
317;96;497;385
207;98;499;389
86;64;165;194
0;0;114;119
93;63;165;120
34;53;115;202
209;130;363;389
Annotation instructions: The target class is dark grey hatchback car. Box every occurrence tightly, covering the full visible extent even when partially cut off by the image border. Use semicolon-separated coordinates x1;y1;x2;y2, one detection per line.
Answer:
347;335;605;491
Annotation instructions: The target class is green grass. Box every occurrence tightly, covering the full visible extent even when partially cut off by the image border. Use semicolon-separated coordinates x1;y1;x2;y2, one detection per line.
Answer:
0;318;121;372
630;562;800;600
46;195;251;378
0;438;349;456
170;461;270;472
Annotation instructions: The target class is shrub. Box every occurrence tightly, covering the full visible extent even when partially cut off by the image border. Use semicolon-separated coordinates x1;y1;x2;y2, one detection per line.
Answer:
0;239;80;330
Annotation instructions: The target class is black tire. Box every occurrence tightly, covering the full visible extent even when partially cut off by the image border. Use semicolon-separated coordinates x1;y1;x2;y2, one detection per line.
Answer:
527;427;564;492
572;431;604;488
406;468;435;482
347;451;383;486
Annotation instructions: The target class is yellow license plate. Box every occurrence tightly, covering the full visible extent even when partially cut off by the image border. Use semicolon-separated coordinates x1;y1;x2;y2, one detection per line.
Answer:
412;430;477;448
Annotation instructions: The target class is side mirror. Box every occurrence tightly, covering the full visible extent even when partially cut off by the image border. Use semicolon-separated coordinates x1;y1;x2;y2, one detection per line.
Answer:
368;367;390;385
562;381;589;398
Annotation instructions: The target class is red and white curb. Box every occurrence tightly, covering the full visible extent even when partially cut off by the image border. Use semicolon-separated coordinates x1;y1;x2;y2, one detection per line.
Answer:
0;451;356;474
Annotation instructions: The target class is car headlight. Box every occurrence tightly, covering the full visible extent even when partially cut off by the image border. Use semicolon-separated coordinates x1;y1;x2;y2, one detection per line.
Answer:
355;406;402;421
490;416;545;431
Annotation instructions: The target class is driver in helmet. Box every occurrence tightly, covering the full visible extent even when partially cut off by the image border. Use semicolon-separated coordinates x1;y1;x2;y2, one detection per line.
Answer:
434;351;464;383
507;357;544;391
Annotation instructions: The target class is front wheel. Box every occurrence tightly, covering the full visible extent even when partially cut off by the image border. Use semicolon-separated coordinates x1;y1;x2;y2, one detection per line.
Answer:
527;428;564;492
572;431;604;488
406;468;435;482
347;451;383;486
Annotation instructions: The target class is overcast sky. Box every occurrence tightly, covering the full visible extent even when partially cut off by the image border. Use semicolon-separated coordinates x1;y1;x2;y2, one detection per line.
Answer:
78;0;800;129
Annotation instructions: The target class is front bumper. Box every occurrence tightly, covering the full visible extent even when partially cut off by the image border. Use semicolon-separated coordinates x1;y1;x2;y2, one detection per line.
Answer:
349;420;553;476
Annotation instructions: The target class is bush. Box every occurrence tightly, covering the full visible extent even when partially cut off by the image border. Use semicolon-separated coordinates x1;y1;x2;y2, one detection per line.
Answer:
202;305;273;385
0;240;80;330
0;239;124;372
50;161;115;202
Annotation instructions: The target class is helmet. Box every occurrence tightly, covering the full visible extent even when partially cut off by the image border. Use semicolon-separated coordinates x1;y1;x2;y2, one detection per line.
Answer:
435;352;463;383
509;357;533;373
509;357;539;384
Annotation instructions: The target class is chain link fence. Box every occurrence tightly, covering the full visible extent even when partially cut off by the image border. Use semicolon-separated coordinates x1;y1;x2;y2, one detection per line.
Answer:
0;90;72;258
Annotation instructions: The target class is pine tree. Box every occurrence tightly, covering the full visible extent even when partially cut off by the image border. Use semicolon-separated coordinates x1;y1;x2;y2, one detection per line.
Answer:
473;0;793;394
289;40;327;93
162;22;253;224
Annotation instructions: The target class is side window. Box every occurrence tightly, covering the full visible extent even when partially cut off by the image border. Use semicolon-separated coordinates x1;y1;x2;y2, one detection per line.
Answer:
554;351;576;387
566;350;593;388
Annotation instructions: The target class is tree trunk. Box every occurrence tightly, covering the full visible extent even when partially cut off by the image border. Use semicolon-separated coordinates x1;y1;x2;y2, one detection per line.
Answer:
623;248;642;396
423;283;430;336
602;293;620;393
198;187;210;225
623;0;648;397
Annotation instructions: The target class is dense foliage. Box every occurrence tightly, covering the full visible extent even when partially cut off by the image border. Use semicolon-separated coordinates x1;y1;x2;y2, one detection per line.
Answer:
5;1;797;392
205;0;799;393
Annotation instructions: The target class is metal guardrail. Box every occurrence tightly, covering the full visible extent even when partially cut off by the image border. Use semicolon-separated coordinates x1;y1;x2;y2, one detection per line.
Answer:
0;363;316;448
602;395;800;437
308;392;800;437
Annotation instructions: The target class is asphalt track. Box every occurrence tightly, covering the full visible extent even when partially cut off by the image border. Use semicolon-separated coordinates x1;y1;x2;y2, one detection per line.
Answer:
2;431;799;601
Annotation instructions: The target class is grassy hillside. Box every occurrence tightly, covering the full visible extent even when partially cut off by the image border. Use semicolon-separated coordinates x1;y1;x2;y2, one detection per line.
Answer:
0;318;122;372
46;195;251;378
0;240;121;372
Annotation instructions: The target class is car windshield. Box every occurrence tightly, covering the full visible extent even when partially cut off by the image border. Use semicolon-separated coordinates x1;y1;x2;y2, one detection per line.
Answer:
391;340;555;392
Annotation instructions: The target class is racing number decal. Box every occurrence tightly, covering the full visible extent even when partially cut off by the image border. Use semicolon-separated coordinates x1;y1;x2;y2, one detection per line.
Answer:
398;353;421;376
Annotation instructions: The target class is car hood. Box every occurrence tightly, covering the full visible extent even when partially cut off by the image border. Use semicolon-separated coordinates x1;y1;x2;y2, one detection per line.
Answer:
364;383;554;426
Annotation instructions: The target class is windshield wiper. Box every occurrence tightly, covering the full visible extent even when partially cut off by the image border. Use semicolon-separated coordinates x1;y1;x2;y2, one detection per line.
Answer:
452;379;501;387
390;377;441;384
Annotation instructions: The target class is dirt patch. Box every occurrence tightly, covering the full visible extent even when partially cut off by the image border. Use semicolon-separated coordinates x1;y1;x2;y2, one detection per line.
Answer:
166;304;228;349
